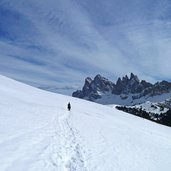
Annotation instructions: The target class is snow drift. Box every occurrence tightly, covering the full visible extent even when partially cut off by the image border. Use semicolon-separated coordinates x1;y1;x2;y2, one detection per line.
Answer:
0;75;171;171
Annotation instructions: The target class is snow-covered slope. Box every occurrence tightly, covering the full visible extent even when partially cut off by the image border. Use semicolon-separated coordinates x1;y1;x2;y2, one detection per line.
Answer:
130;101;169;114
0;75;171;171
95;91;171;105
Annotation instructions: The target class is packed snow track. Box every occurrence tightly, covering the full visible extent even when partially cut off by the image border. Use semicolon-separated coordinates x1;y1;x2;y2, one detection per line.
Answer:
58;111;88;171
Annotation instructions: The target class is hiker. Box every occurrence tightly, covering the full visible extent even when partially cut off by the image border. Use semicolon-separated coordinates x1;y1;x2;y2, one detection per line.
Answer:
67;102;71;111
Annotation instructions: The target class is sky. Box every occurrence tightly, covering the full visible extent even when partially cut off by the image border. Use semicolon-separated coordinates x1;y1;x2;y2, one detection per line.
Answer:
0;0;171;95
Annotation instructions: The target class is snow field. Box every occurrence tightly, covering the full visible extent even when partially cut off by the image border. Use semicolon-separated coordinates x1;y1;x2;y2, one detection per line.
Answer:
0;75;171;171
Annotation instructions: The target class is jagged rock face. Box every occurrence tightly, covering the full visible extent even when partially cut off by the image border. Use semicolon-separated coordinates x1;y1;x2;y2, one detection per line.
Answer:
73;74;115;101
142;81;171;96
112;73;152;95
72;73;171;104
92;74;114;92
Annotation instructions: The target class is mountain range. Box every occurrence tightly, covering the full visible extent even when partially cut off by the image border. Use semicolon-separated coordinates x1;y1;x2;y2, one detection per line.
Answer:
72;73;171;105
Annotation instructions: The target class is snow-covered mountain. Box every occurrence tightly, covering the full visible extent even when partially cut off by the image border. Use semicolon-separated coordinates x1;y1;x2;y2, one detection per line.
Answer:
131;101;169;114
116;100;171;126
1;75;171;171
72;73;171;105
130;101;169;114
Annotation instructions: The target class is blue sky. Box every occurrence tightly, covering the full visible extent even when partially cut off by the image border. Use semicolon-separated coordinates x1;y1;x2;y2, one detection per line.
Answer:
0;0;171;95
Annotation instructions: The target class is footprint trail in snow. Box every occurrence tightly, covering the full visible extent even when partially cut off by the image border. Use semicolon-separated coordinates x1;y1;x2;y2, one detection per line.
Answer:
58;111;88;171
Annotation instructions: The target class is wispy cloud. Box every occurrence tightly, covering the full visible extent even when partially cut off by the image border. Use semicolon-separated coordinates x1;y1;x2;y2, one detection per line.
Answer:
0;0;171;94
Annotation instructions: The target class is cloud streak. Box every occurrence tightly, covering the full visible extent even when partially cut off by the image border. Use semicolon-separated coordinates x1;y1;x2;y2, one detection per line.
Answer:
0;0;171;94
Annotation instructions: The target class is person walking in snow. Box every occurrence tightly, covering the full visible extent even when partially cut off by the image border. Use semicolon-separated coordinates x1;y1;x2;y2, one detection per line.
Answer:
67;102;71;111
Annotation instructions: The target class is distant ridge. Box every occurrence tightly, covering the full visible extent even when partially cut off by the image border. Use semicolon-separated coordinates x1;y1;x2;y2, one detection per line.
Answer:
72;73;171;105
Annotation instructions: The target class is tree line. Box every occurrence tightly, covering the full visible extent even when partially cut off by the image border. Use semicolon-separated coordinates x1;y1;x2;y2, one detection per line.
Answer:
116;106;171;127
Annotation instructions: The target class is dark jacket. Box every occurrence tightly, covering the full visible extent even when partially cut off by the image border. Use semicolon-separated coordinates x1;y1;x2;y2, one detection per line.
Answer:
67;103;71;111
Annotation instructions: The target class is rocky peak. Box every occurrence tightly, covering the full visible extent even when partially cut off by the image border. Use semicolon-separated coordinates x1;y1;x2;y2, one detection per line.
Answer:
145;80;171;95
140;80;152;87
73;74;115;101
113;73;144;94
116;73;139;85
84;77;92;87
122;75;129;82
91;74;114;93
130;73;139;83
130;73;136;79
85;77;92;83
116;77;122;86
72;73;171;105
94;74;103;81
82;77;92;93
93;75;104;87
